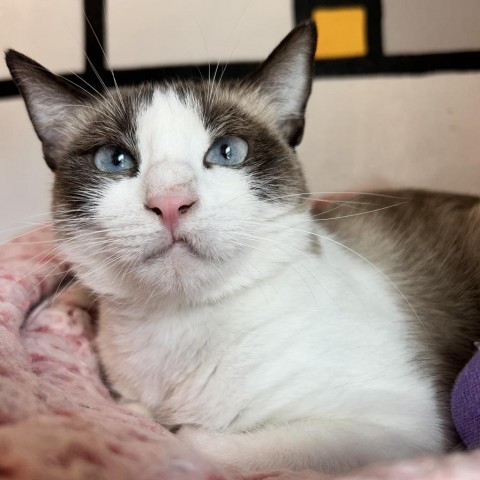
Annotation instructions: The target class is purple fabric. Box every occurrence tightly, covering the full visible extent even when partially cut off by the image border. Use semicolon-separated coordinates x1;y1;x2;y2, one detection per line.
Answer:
452;349;480;449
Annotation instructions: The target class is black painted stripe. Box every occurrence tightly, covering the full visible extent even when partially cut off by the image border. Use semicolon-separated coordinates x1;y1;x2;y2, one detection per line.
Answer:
313;51;480;76
2;0;480;99
84;0;106;78
3;51;480;99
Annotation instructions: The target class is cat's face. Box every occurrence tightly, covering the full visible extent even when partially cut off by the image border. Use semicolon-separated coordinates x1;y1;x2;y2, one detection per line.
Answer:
6;23;317;303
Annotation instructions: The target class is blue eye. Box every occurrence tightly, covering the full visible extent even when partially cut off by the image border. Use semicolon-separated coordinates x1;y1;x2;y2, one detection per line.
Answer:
205;136;248;166
93;145;136;173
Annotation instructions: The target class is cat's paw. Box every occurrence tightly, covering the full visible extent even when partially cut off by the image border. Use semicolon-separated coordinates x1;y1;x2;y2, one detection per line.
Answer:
175;426;238;473
119;399;154;419
176;426;221;455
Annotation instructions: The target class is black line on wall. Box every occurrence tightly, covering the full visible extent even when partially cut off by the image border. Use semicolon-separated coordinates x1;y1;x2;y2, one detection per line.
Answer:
0;79;19;98
295;0;380;18
0;63;260;99
313;51;480;76
367;0;383;58
4;52;480;99
2;0;480;99
83;0;108;88
294;0;316;24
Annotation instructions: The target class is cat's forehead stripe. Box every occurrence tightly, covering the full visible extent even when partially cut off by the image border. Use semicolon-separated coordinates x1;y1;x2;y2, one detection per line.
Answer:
136;87;210;172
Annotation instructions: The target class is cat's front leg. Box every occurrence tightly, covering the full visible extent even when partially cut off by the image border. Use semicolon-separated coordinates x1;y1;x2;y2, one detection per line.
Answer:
176;419;442;475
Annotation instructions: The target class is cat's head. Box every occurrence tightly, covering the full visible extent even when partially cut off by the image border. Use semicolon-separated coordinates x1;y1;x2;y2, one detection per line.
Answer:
6;23;317;304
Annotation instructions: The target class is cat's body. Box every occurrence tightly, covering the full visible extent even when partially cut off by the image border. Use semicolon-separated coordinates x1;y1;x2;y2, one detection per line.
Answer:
6;22;480;475
325;190;480;396
97;208;444;472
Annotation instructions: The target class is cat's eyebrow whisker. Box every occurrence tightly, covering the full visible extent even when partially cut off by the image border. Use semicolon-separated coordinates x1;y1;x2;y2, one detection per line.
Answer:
74;50;123;120
6;21;104;104
21;64;98;102
82;51;120;114
65;69;109;103
195;65;205;84
61;9;118;110
62;70;127;125
217;60;230;88
84;4;127;115
204;56;218;109
16;65;121;126
212;0;251;102
190;17;209;84
208;57;224;110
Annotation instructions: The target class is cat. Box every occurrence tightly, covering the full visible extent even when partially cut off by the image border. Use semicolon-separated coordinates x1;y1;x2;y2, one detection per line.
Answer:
6;21;480;475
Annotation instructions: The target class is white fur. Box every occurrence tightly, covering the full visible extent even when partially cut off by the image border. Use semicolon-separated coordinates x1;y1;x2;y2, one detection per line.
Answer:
61;87;445;474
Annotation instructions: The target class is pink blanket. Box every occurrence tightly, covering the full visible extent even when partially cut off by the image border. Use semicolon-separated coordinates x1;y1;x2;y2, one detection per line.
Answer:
1;226;479;480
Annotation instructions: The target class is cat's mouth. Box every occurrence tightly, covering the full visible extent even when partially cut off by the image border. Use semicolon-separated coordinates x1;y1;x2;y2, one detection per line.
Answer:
144;238;202;262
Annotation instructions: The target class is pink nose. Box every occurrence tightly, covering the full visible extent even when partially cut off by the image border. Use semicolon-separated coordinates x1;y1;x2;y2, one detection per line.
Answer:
146;194;197;233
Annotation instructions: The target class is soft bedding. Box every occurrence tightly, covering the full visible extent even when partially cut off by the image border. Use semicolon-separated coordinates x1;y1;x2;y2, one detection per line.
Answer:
1;226;479;480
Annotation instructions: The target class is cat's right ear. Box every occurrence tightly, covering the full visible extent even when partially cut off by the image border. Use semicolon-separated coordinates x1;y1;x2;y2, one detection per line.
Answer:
247;22;317;148
5;50;88;170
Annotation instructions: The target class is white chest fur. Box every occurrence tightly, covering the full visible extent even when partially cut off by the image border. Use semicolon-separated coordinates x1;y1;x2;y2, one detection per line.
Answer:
98;227;440;441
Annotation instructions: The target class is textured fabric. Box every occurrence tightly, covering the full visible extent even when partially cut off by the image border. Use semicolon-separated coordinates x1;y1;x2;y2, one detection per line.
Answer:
0;227;223;480
2;225;480;479
452;349;480;449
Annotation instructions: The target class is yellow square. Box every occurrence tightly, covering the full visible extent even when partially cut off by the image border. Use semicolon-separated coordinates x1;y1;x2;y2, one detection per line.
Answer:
312;6;367;59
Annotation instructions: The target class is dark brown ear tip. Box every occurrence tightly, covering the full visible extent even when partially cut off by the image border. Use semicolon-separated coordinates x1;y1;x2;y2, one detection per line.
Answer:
306;21;318;52
299;20;317;32
295;20;317;34
5;50;24;80
5;49;34;74
5;49;18;69
293;21;318;53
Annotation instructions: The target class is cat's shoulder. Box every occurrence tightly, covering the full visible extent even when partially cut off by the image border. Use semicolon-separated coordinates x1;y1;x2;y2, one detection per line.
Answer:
314;189;480;239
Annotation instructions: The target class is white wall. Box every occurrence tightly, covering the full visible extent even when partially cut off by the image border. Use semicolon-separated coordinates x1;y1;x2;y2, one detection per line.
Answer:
301;73;480;196
1;1;480;242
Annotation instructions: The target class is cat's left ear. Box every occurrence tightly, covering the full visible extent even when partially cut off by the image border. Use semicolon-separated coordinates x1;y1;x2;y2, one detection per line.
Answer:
5;49;88;170
248;22;317;147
